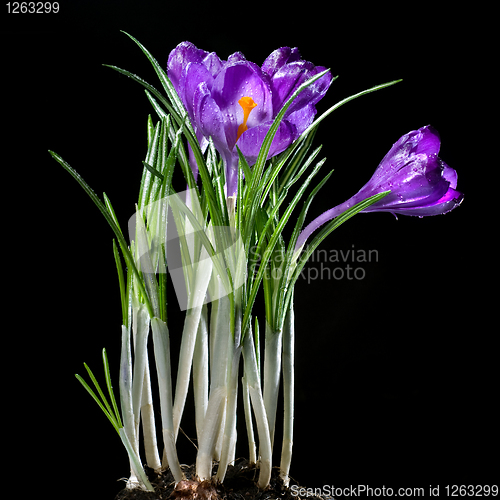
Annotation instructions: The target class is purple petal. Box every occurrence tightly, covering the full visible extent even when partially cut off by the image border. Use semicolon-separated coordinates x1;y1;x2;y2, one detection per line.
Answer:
237;119;297;164
211;61;273;150
262;47;301;78
271;60;315;111
413;125;441;156
192;82;228;153
391;189;464;216
180;62;215;120
167;41;210;91
369;125;441;187
272;63;332;115
202;51;224;77
285;103;317;136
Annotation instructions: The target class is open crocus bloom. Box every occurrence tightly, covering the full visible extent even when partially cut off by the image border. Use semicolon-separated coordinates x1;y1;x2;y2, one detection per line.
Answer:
167;41;332;195
296;125;464;250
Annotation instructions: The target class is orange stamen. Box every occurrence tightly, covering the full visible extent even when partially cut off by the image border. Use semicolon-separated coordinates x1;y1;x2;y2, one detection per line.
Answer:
236;96;257;142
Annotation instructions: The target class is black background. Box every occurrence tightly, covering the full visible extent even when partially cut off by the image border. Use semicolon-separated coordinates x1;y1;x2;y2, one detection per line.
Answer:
2;2;495;498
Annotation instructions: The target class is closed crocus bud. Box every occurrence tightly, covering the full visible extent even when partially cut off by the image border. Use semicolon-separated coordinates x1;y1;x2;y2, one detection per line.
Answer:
296;125;463;250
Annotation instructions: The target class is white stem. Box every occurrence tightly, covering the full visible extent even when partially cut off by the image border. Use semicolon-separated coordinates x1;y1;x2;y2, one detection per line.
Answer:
242;333;272;489
280;302;295;486
242;376;257;464
248;386;272;489
213;399;226;462
210;293;231;390
172;305;202;439
195;386;227;481
216;346;242;483
120;325;136;450
131;304;150;445
209;292;231;462
263;325;282;449
120;324;145;489
151;317;185;483
193;304;209;441
140;362;162;471
172;244;212;438
119;428;155;491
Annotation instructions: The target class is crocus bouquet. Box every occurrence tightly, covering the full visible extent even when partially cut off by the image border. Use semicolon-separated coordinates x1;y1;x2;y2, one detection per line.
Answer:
51;33;463;496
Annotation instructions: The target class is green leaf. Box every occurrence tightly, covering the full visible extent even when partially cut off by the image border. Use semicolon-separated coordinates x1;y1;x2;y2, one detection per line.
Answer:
103;348;123;429
76;359;121;434
138;120;161;210
108;35;222;229
120;31;189;129
103;193;123;236
274;169;334;329
236;146;252;185
49;150;155;318
242;157;326;335
301;79;402;139
104;63;181;128
286;191;391;304
112;239;127;327
142;160;164;182
242;70;332;259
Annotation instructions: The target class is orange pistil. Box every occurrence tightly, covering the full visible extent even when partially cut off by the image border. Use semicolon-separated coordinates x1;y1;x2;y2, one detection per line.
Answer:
236;96;257;142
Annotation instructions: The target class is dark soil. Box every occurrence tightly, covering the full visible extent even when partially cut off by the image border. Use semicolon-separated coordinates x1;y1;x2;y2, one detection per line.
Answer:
115;459;323;500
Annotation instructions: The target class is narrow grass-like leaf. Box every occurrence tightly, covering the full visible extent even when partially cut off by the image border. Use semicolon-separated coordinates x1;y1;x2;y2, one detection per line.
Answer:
147;114;155;148
107;38;221;228
104;64;180;127
76;359;122;434
277;127;319;192
244;70;331;215
284;191;391;314
103;193;124;236
75;373;120;432
120;31;189;128
103;348;123;429
301;80;402;140
83;362;116;420
242;70;331;258
144;90;194;192
242;158;326;335
236;146;252;185
142;161;164;182
112;239;127;327
139;121;161;210
119;32;218;223
277;169;334;323
49;150;154;318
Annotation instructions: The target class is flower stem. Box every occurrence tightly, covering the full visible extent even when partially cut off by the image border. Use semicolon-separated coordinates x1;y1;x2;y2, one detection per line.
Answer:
263;324;282;448
242;332;272;489
279;298;295;486
140;362;162;471
119;427;155;491
173;305;204;439
242;375;257;464
195;386;227;480
215;345;242;483
193;304;209;440
151;317;185;483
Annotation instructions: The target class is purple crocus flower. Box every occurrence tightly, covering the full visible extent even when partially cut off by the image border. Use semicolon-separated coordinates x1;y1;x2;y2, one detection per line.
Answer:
296;125;463;250
167;41;332;195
